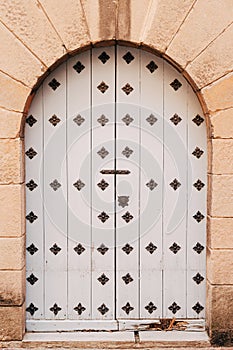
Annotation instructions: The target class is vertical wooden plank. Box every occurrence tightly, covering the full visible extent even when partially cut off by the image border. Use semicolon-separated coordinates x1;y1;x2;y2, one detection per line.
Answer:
91;47;115;320
140;52;163;318
25;89;44;320
67;51;91;319
43;64;67;319
187;87;207;318
116;46;140;319
163;62;188;318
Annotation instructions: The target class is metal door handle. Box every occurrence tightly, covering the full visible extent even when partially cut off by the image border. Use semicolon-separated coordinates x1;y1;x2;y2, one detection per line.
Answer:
100;169;130;175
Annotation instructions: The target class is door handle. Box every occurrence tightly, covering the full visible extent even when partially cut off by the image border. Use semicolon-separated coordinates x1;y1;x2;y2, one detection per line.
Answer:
100;170;130;175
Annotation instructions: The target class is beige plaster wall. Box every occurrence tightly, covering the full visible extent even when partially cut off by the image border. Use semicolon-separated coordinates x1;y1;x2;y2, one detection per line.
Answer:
0;0;232;344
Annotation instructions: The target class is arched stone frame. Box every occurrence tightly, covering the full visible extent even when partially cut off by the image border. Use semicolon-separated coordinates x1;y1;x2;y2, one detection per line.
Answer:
0;1;232;344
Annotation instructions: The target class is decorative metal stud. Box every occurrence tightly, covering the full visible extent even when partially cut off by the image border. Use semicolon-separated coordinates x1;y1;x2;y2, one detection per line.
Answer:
98;211;110;223
145;302;157;314
170;178;181;191
26;211;38;224
73;179;85;191
25;147;37;159
73;114;85;126
50;243;61;255
146;179;158;191
26;179;38;191
26;303;38;316
26;115;37;127
122;273;133;285
193;272;204;285
97;81;109;93
98;273;109;285
170;79;182;91
122;243;134;255
122;146;133;158
169;242;181;254
50;179;61;191
192;302;204;314
192;114;204;126
146;242;157;254
192;147;204;159
193;179;205;191
146;114;157;126
49;114;61;126
146;61;158;73
97;147;109;159
26;243;38;255
122;211;133;223
27;273;38;285
97;243;109;255
73;61;85;73
168;302;181;314
97;179;109;191
74;303;86;315
50;303;62;315
118;196;129;208
122;302;134;315
193;242;204;254
98;303;109;315
170;113;182;126
122;83;134;95
193;211;205;223
123;51;134;64
48;78;60;91
122;114;134;126
98;51;110;64
74;243;85;255
97;114;109;126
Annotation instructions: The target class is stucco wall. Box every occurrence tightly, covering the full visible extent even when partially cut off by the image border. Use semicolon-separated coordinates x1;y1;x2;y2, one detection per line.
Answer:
0;0;233;344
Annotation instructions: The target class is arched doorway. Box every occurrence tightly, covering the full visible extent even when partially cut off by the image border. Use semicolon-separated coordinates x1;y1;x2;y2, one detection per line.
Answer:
25;45;207;331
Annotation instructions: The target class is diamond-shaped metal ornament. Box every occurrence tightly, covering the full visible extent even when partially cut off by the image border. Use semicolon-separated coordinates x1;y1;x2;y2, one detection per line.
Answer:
97;81;109;93
97;147;109;159
73;114;85;126
122;273;133;285
123;51;135;64
193;179;205;191
146;61;158;73
50;303;61;315
122;83;134;95
97;243;109;255
122;114;134;126
170;79;182;91
98;303;109;315
25;147;37;159
49;243;61;255
145;302;157;314
49;114;61;126
74;303;86;315
122;302;134;315
74;243;85;255
97;179;109;191
122;211;133;223
98;273;109;285
170;113;182;126
122;243;134;255
192;114;204;126
168;302;181;314
26;211;38;223
73;179;85;191
193;242;204;254
26;179;38;191
146;179;158;191
146;114;157;126
192;302;204;314
26;243;38;255
73;61;85;73
50;179;61;191
97;114;109;126
169;242;181;254
193;210;205;223
193;272;204;285
118;196;129;208
122;146;133;158
48;78;60;91
98;51;110;64
98;211;110;223
146;242;157;254
27;273;38;285
26;303;38;316
26;114;37;127
192;147;204;159
170;178;181;191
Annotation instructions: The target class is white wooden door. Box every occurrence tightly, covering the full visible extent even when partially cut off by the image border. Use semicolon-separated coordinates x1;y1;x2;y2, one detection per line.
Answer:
25;46;207;331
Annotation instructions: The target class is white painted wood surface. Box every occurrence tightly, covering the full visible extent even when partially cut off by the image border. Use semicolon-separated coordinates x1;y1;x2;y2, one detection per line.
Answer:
25;45;207;330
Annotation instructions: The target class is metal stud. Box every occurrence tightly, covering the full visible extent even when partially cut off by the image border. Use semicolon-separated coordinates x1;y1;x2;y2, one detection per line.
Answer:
170;79;182;91
193;179;205;191
27;273;38;285
26;115;37;127
192;147;204;159
193;242;204;254
146;114;157;126
192;114;204;126
169;242;181;254
193;272;204;285
26;243;38;255
193;211;205;223
97;243;109;255
122;51;134;64
146;179;158;191
170;113;182;126
25;147;37;159
192;302;204;314
97;81;109;93
122;114;134;126
122;83;134;95
122;273;133;285
50;179;61;191
146;61;158;73
49;114;61;126
26;179;38;191
49;243;61;255
122;146;133;158
122;211;133;223
97;179;109;191
48;78;60;91
98;51;110;64
50;303;62;315
97;273;109;285
73;61;85;73
168;302;181;314
26;303;38;316
97;147;109;159
26;211;38;223
98;303;109;315
98;211;110;223
97;114;109;126
145;302;157;314
146;242;157;254
74;303;86;315
122;243;134;255
74;243;85;255
118;196;129;208
122;302;134;315
170;178;181;191
73;179;85;191
73;114;85;126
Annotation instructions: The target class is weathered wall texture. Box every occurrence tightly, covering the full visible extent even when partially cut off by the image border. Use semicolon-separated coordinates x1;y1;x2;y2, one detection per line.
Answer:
0;0;232;344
